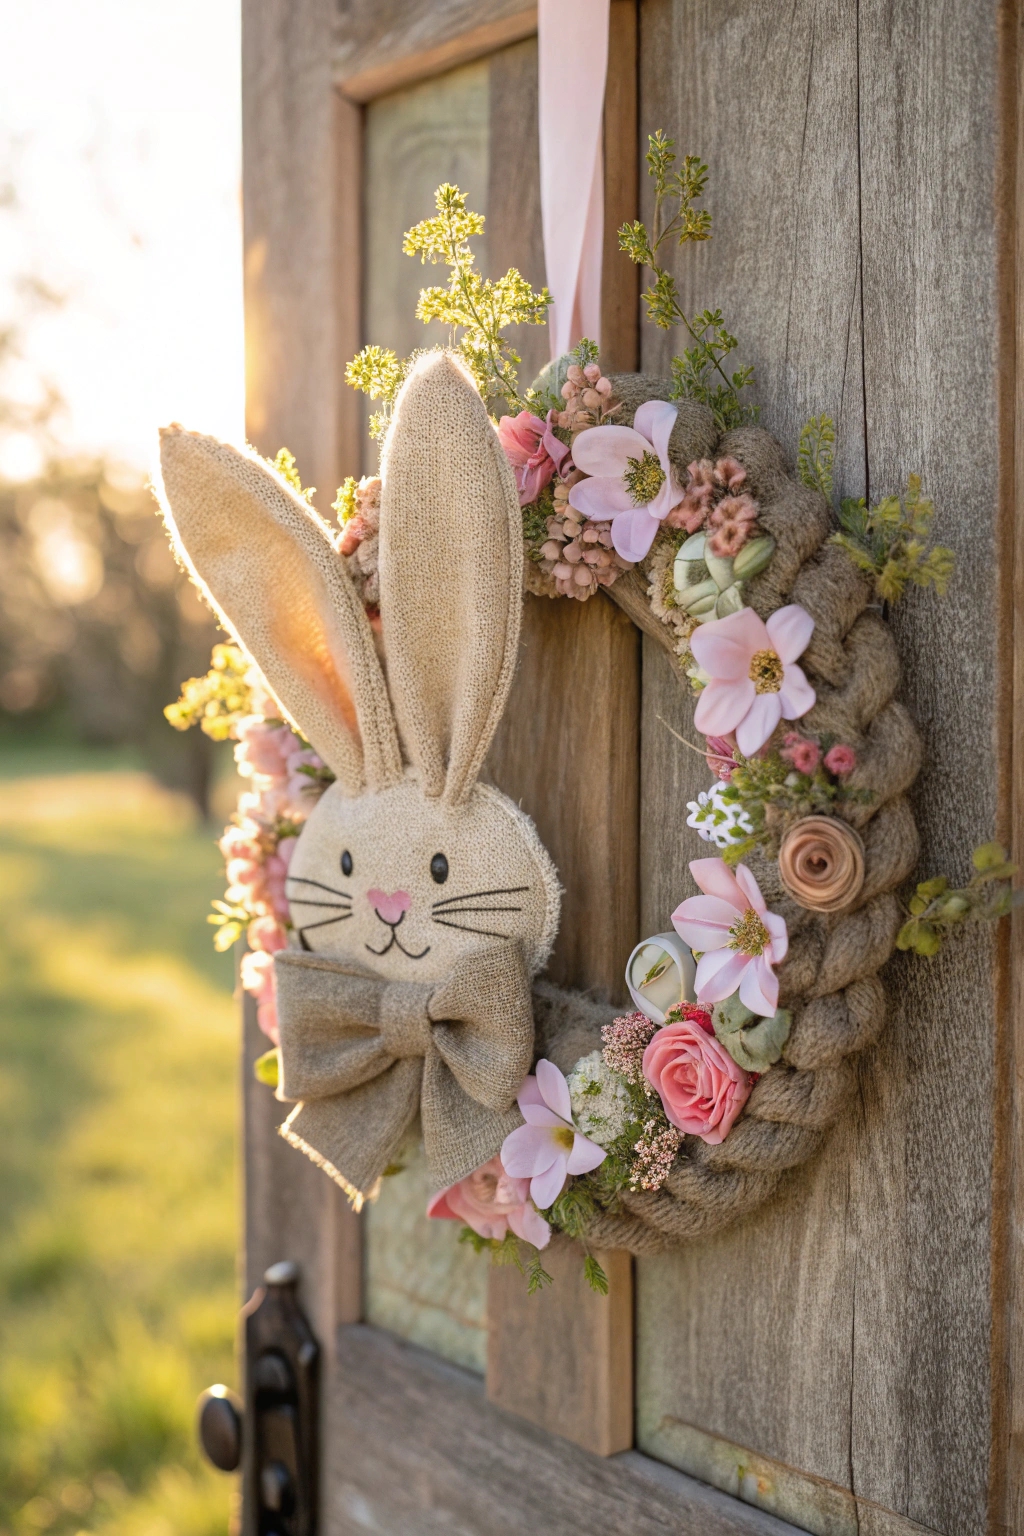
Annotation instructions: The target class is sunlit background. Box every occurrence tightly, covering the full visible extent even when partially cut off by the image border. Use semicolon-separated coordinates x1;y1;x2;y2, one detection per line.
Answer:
0;3;245;1532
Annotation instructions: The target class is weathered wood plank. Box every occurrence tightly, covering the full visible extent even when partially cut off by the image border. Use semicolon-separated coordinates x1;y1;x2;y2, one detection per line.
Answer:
488;591;640;1000
335;0;536;102
487;1239;633;1456
1002;5;1024;1529
324;1323;805;1534
242;0;348;507
634;2;1010;1533
601;0;639;372
242;992;362;1348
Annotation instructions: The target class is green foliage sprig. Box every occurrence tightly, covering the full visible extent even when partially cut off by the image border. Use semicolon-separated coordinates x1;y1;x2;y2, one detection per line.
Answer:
797;414;835;500
344;346;410;443
897;842;1019;956
831;473;955;603
618;132;756;431
458;1227;554;1293
713;744;872;866
271;446;315;503
797;416;954;603
346;185;550;437
164;643;252;741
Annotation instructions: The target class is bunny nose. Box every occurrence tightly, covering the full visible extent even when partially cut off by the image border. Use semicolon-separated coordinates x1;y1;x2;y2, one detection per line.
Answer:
367;888;411;925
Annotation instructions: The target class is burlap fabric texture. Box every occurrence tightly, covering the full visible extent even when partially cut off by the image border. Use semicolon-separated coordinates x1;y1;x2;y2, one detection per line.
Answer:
536;375;923;1254
156;351;561;1201
275;941;534;1203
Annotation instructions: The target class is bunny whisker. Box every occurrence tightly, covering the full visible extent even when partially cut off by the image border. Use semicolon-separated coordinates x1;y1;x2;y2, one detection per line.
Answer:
286;895;352;909
297;913;353;932
287;875;353;899
430;905;523;915
432;885;529;910
433;916;518;940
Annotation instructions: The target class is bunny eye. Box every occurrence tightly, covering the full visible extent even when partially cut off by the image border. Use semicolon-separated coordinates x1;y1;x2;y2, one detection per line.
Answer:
430;852;449;884
341;850;353;877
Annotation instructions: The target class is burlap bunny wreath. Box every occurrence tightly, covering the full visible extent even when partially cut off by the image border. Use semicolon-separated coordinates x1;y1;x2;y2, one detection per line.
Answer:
157;352;562;1206
530;374;922;1255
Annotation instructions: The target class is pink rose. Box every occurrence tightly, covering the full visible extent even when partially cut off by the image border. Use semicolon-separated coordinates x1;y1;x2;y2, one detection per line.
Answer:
824;743;856;777
263;852;291;921
497;410;570;507
427;1155;550;1248
642;1012;752;1145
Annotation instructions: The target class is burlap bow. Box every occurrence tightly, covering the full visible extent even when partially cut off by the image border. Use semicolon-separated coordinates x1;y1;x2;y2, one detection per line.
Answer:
273;942;534;1202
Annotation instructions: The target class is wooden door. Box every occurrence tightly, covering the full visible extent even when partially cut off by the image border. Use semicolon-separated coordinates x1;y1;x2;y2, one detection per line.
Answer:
239;2;1024;1532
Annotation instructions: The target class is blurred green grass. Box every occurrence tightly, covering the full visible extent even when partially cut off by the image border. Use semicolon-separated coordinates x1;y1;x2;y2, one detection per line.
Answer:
0;763;238;1535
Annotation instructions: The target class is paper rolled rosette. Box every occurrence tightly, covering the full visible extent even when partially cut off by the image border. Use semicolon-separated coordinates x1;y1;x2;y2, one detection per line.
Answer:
626;932;697;1023
778;815;866;913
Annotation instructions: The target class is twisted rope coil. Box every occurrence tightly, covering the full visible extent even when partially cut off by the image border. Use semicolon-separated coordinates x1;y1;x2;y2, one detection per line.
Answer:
537;377;922;1253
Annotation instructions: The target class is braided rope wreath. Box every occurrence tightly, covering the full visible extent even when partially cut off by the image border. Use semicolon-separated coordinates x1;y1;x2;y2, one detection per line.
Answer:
526;374;922;1255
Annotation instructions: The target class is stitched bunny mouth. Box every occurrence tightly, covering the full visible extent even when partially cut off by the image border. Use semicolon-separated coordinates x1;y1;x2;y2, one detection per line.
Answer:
365;910;430;961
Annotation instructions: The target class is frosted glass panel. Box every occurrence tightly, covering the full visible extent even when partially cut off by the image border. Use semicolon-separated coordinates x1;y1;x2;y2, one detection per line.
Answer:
364;1140;487;1373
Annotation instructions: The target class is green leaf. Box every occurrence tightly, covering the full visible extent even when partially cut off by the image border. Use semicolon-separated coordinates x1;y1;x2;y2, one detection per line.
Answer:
526;1252;554;1295
583;1255;609;1295
711;994;755;1036
253;1048;280;1089
972;841;1012;873
916;876;949;901
797;414;835;499
718;1008;792;1073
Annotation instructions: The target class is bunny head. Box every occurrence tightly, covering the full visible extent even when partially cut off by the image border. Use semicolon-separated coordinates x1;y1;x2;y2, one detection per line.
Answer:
157;351;560;985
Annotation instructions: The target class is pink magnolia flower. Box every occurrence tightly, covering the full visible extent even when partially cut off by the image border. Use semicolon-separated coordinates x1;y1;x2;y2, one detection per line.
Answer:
497;410;571;506
672;857;788;1018
500;1059;607;1209
427;1155;550;1249
691;604;816;757
642;1009;751;1144
824;743;857;777
567;400;685;562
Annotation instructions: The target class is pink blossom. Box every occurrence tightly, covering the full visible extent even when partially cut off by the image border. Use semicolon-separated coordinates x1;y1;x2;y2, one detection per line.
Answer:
427;1156;550;1249
781;732;821;775
500;1059;607;1209
497;411;571;506
234;717;295;777
691;604;816;757
257;996;279;1044
241;947;275;1002
567;400;686;562
663;459;716;533
672;858;788;1018
263;853;291;922
642;1011;751;1144
219;821;263;862
248;915;287;953
704;734;739;781
226;857;263;891
713;456;747;491
824;743;857;777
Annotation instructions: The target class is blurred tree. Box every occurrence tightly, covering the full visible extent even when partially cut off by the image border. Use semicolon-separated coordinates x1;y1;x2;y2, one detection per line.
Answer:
0;148;219;813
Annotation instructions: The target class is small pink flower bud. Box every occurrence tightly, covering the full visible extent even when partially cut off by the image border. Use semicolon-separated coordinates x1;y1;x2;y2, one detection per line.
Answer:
583;362;602;383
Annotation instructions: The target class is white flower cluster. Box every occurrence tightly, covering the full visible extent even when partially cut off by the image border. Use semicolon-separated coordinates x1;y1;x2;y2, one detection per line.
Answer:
686;780;754;849
566;1051;631;1148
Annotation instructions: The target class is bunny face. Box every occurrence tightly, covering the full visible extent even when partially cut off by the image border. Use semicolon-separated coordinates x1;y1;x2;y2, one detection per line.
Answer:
157;350;562;983
286;775;559;979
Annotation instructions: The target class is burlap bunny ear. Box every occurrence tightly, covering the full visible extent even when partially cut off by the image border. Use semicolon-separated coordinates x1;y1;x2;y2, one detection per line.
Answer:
157;428;403;794
378;352;523;804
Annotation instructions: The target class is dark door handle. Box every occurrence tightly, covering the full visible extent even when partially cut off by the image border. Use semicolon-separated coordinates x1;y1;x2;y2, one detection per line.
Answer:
197;1384;243;1472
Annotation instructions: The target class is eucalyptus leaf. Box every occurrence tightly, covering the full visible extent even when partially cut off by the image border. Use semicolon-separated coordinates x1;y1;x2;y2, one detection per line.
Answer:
716;1007;792;1073
712;994;755;1035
